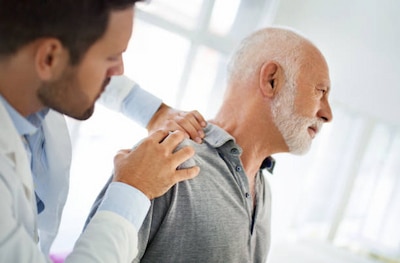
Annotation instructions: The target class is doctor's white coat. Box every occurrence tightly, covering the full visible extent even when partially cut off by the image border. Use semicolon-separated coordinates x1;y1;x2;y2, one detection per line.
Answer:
0;76;159;263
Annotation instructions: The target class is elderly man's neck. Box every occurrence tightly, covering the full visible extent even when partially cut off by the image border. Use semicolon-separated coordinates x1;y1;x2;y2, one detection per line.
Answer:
209;115;273;179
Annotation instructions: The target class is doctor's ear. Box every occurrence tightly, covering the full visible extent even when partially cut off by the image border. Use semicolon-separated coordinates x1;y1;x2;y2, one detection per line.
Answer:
259;61;282;98
35;38;68;81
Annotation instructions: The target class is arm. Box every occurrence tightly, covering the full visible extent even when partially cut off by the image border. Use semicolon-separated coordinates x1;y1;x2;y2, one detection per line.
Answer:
0;157;141;263
73;130;200;261
65;212;138;263
0;131;197;263
99;75;206;142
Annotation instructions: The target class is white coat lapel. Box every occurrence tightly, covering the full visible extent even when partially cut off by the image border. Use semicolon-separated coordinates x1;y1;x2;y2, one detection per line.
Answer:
0;101;34;201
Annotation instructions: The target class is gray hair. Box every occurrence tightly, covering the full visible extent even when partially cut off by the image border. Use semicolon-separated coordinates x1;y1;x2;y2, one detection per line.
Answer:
227;27;312;89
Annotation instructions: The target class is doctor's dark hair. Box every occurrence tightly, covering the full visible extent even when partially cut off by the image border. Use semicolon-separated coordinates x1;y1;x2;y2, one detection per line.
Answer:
0;0;143;64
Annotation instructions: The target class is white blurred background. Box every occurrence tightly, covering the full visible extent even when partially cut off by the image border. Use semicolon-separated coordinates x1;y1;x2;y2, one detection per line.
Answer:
52;1;400;262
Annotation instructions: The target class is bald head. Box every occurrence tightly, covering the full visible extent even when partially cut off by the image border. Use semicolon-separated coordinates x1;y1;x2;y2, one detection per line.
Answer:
227;27;322;87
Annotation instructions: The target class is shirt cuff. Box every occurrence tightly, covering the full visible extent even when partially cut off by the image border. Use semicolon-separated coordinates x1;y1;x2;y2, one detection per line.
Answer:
121;86;163;127
98;75;134;112
98;182;151;231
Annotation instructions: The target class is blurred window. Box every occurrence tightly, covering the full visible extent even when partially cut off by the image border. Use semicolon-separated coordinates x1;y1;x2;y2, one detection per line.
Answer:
287;104;400;262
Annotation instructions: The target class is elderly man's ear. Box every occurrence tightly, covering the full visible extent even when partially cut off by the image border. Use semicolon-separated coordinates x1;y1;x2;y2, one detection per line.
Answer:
259;61;282;98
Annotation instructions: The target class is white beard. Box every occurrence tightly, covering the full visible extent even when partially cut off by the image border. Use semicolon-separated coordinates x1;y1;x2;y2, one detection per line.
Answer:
271;81;322;155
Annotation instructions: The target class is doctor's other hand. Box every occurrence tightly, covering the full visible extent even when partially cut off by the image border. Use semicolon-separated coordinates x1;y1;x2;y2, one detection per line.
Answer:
112;130;200;200
147;103;206;144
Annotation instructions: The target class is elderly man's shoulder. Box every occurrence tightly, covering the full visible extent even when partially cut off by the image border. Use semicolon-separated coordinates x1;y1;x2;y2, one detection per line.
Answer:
175;137;212;170
176;123;232;169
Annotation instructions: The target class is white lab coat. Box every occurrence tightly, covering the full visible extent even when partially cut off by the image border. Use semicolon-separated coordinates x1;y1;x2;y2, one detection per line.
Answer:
0;76;158;262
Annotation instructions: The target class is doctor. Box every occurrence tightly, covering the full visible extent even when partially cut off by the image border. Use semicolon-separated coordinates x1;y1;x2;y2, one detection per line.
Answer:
0;0;205;262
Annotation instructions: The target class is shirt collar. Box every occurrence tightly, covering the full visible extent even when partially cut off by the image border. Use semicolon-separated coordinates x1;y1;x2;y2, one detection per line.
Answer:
203;123;276;174
202;123;236;148
0;95;49;136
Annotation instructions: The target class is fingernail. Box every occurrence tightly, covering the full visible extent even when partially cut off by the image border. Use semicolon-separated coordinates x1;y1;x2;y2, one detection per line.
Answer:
195;137;202;144
198;130;205;138
201;121;207;127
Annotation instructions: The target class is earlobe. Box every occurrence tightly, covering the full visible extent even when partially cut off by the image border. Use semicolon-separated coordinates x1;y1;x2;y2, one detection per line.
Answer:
35;39;66;80
259;61;280;98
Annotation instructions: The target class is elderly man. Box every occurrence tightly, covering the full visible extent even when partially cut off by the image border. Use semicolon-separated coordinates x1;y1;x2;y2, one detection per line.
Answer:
87;26;333;263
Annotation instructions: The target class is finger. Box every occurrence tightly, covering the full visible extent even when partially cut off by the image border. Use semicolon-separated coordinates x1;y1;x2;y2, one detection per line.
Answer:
158;120;189;139
160;130;186;149
190;110;207;127
182;111;206;133
171;145;195;168
175;117;201;141
173;166;200;183
184;111;206;141
147;129;171;143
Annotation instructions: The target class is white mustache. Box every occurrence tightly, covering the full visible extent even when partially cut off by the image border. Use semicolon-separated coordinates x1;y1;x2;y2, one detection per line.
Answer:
310;119;325;134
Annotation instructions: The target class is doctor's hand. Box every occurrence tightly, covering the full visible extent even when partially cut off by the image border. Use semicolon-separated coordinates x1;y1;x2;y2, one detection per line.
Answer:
112;130;199;200
146;103;206;144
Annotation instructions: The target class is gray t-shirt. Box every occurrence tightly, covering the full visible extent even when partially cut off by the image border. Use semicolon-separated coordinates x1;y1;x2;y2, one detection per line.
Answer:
87;123;272;263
